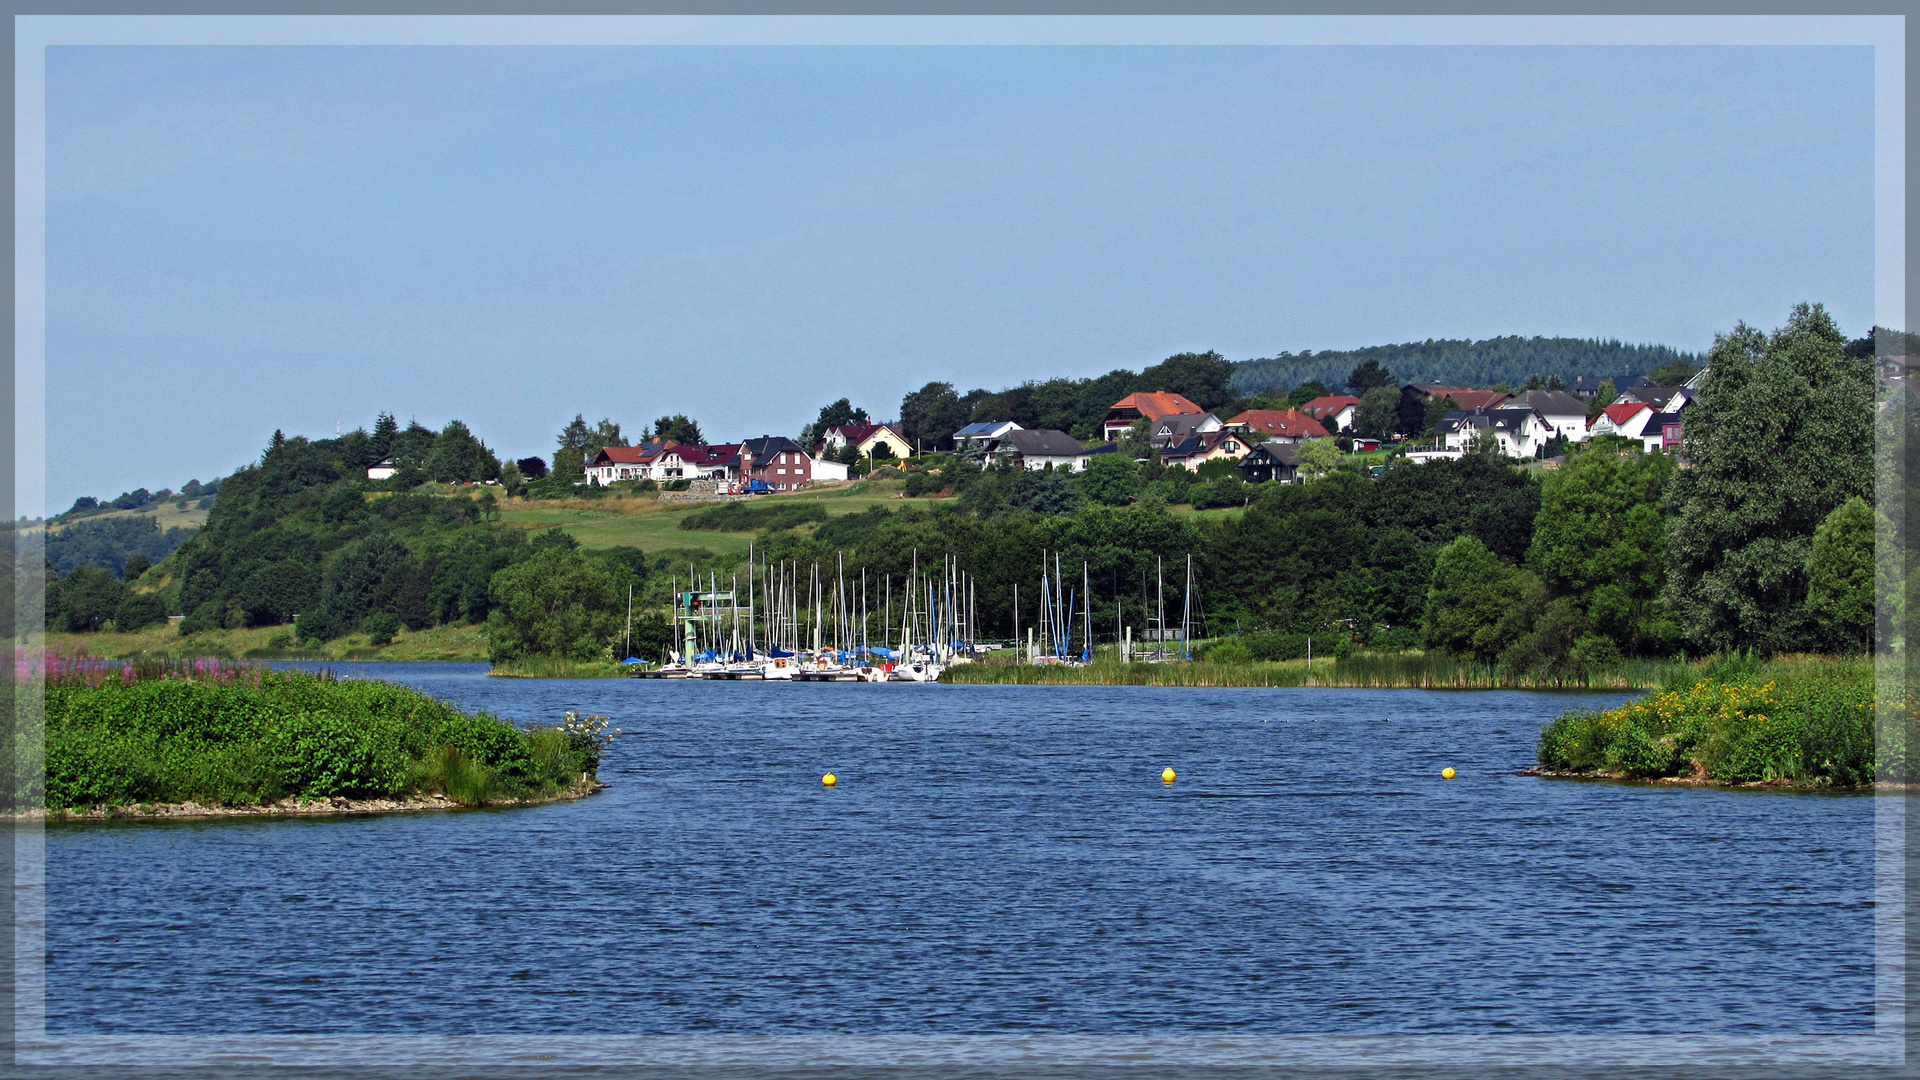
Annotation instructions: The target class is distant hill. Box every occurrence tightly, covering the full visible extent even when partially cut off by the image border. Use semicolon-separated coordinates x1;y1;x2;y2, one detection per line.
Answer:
1229;336;1705;394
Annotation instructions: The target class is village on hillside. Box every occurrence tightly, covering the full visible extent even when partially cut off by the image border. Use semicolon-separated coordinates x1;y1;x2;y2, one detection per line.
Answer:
469;369;1712;494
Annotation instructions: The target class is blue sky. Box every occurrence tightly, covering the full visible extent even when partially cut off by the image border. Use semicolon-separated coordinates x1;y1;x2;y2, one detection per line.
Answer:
44;43;1873;512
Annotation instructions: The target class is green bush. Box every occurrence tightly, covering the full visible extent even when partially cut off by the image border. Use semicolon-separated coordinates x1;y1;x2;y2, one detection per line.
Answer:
112;592;169;633
363;612;401;647
1203;639;1253;664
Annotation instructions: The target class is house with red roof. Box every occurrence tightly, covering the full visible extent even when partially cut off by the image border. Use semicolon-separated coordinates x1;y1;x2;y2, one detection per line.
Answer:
1298;395;1361;432
1102;391;1205;441
1589;401;1657;440
1224;409;1328;443
585;444;663;486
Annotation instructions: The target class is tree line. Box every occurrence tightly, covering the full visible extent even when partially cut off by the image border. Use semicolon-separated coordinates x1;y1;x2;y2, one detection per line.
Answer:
44;303;1885;670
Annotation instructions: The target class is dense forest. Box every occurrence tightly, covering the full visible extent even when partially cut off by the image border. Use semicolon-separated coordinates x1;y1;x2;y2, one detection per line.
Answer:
1228;336;1706;397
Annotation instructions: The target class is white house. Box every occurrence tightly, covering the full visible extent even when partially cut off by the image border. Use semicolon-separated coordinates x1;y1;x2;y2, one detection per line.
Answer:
993;429;1090;471
953;421;1023;459
366;456;397;480
1148;411;1223;449
1435;408;1553;459
1495;390;1590;443
1589;402;1658;440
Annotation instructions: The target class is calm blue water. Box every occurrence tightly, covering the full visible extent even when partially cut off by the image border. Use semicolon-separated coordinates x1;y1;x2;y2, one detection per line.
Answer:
37;663;1887;1069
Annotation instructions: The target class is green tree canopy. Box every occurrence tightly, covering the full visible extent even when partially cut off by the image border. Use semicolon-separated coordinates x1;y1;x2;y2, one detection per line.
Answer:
1346;359;1397;394
900;382;969;452
1804;496;1877;655
1135;351;1236;410
1354;386;1401;441
647;415;704;445
1664;303;1874;654
800;398;871;449
1422;535;1520;662
1526;443;1678;655
486;546;633;662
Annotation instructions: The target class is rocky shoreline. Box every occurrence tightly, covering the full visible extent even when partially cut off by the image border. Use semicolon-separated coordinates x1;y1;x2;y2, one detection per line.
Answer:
1516;763;1885;791
34;780;609;822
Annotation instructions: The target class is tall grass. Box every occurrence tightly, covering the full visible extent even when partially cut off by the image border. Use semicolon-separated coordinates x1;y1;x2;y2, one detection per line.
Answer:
489;657;631;679
37;650;609;811
941;650;1691;689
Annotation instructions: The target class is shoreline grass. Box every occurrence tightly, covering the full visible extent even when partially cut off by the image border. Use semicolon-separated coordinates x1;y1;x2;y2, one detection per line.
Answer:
939;651;1693;689
488;657;632;679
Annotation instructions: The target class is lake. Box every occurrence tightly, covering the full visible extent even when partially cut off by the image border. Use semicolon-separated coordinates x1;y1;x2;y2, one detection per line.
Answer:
27;663;1899;1075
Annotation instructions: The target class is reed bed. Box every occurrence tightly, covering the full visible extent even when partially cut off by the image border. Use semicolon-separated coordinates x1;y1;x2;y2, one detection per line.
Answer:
488;656;632;679
941;651;1691;689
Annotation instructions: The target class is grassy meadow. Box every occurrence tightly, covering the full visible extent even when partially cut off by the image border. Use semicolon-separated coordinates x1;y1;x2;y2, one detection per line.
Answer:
45;621;491;662
496;478;909;555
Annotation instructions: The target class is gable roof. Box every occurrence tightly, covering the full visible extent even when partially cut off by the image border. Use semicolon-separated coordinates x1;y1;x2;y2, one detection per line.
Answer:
954;421;1021;439
1298;395;1360;420
1106;391;1204;420
1616;386;1691;410
996;429;1087;458
1226;409;1329;439
1598;401;1651;427
1430;390;1511;412
678;443;740;467
1238;442;1301;469
588;445;652;466
741;436;805;462
1437;408;1542;435
1497;390;1588;416
1151;412;1219;437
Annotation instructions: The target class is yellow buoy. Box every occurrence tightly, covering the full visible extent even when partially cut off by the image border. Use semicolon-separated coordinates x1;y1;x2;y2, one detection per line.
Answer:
1441;767;1456;780
1162;767;1177;784
822;772;837;787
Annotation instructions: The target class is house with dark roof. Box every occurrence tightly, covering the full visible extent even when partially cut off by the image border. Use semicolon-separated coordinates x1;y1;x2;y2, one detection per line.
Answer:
740;436;820;490
953;421;1022;460
1159;431;1255;472
1102;391;1205;441
1148;411;1224;449
1236;442;1302;484
1435;409;1552;459
1639;412;1684;454
1495;390;1590;442
1614;385;1693;412
993;429;1091;471
1224;409;1328;443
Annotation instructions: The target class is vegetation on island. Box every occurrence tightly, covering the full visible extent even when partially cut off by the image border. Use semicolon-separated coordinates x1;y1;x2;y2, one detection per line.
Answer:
1536;655;1882;788
37;650;614;813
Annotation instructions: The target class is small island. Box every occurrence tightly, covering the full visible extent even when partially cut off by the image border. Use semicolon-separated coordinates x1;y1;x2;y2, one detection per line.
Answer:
34;650;615;820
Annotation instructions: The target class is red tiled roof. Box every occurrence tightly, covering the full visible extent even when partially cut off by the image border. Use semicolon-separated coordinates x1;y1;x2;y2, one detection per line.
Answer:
1298;395;1360;419
1226;409;1329;439
589;445;652;465
1106;391;1205;420
1599;402;1651;427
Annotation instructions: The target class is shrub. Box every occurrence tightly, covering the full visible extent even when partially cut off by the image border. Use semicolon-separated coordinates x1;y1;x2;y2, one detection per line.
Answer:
363;612;401;647
113;593;168;633
679;501;829;532
1203;639;1253;664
